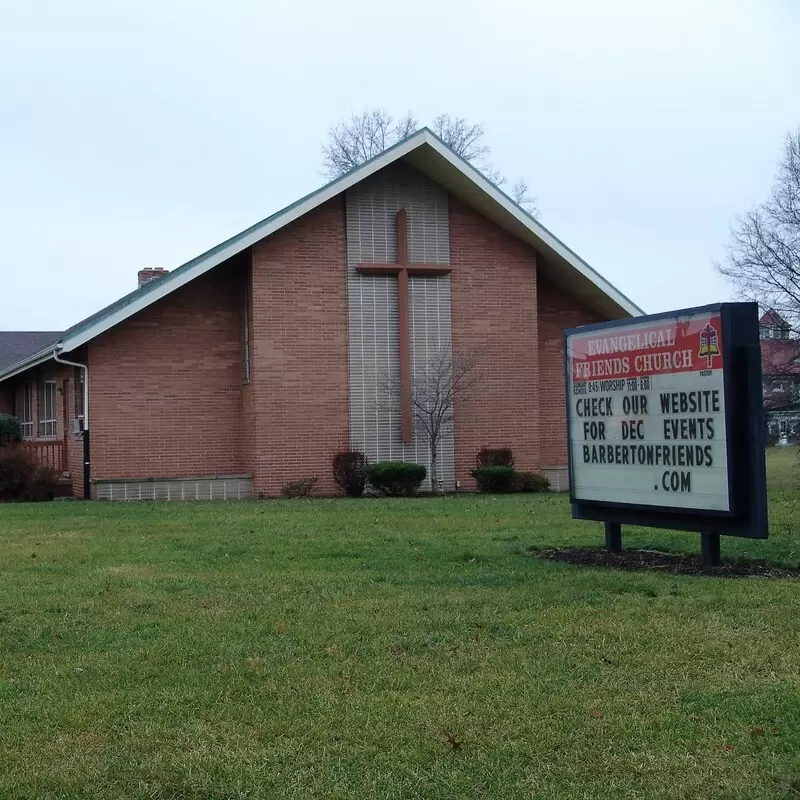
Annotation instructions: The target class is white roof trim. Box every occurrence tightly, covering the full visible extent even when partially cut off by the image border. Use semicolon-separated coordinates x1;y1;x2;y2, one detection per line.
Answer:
58;133;433;354
417;132;642;316
1;128;641;382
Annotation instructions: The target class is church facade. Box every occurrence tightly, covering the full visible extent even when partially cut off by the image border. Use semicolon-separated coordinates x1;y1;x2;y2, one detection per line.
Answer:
0;129;641;499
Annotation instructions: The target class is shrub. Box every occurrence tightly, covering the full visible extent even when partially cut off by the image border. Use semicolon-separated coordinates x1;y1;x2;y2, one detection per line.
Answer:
332;450;369;497
472;465;518;493
0;414;22;446
366;461;426;497
475;447;514;468
280;477;318;499
0;445;59;502
517;471;551;493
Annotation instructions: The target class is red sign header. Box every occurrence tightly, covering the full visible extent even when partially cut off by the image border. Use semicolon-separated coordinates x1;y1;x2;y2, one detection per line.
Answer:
570;315;723;381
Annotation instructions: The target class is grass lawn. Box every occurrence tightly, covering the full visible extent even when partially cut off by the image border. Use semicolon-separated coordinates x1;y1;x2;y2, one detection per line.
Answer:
0;458;798;798
766;446;798;491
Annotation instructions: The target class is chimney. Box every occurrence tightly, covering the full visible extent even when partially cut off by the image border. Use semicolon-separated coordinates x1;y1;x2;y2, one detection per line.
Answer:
138;266;170;289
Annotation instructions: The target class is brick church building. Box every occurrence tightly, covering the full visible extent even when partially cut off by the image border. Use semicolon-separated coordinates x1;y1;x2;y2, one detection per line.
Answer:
0;129;641;499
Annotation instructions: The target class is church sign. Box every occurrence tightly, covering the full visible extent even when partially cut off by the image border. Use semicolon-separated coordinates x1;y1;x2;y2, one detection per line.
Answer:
565;303;767;559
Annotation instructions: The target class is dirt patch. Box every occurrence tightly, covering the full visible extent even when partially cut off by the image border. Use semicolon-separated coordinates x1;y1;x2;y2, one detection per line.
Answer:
529;547;800;578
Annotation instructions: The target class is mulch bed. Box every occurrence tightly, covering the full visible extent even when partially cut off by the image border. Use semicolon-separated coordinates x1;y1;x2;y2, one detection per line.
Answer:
529;547;800;578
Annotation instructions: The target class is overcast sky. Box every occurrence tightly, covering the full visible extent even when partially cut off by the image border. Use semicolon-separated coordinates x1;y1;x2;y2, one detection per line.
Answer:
1;0;798;330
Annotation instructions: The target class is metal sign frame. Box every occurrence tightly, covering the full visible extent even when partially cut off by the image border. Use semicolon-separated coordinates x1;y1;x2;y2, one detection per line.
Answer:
565;302;768;541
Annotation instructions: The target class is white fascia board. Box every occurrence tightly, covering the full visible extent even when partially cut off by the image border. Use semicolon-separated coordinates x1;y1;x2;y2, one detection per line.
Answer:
58;132;431;353
417;131;644;317
47;126;640;358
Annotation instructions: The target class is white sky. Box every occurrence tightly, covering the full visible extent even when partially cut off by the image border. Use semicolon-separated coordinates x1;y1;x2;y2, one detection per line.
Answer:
1;0;798;330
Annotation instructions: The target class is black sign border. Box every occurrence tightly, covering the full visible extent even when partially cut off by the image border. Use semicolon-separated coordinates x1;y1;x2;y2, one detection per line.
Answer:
564;302;768;539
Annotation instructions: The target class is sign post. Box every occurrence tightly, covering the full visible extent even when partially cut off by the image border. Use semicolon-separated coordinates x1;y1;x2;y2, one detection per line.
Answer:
604;521;622;553
565;303;767;558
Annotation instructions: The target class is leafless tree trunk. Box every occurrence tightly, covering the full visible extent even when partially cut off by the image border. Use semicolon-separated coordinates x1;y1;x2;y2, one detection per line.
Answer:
383;346;480;491
717;129;800;332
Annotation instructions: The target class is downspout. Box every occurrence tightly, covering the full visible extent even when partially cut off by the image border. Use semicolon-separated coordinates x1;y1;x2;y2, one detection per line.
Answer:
53;348;90;500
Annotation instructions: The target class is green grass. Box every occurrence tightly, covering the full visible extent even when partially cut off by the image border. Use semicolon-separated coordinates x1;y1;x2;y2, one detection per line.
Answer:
766;446;799;491
0;470;798;798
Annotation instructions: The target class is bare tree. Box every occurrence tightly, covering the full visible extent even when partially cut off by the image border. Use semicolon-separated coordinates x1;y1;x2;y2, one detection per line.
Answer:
510;178;540;217
393;110;418;141
321;108;540;216
430;114;490;163
717;129;800;332
383;346;480;491
322;109;418;178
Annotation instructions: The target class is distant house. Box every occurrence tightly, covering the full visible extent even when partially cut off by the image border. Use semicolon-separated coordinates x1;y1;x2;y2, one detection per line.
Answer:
759;309;800;443
0;128;641;499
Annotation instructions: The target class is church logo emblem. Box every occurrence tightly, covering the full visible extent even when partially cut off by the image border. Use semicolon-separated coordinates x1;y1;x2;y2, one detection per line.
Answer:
698;323;721;369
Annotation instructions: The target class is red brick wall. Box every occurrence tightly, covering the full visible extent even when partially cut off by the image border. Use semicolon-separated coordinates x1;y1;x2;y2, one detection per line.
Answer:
240;257;258;487
449;198;540;487
537;277;604;468
249;198;349;496
89;266;246;481
0;391;11;414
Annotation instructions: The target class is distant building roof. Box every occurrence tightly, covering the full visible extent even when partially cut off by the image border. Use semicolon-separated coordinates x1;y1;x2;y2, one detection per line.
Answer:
759;309;790;329
0;332;62;374
761;337;800;376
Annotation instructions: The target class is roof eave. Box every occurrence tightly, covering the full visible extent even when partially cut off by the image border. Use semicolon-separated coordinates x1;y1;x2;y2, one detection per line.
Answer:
15;127;641;362
407;132;643;318
0;345;60;383
58;131;436;353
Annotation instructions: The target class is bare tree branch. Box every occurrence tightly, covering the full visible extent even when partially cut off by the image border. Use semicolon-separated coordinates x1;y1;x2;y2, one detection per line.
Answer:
393;110;418;141
510;178;540;217
321;108;540;217
430;114;489;163
381;345;481;491
717;128;800;336
322;108;399;179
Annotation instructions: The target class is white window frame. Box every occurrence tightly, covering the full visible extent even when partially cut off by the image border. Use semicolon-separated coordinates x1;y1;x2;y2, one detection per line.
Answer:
17;383;34;439
39;379;57;438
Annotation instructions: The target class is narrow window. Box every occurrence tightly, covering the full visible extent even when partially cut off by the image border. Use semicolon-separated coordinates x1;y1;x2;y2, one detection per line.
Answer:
39;379;57;438
243;292;251;383
16;383;34;438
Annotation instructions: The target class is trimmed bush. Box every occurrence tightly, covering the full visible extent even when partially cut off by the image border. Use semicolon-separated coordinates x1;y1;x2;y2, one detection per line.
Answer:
475;448;514;468
0;414;22;446
366;461;426;497
332;450;369;497
472;465;518;493
517;471;551;493
0;445;59;502
280;477;318;499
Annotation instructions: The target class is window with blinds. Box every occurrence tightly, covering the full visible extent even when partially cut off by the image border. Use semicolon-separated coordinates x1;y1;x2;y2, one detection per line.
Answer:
16;383;34;438
39;379;57;437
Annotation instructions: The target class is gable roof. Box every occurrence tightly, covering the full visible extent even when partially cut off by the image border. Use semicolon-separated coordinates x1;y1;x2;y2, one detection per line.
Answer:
0;332;63;374
761;337;800;376
760;309;790;329
0;128;643;383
